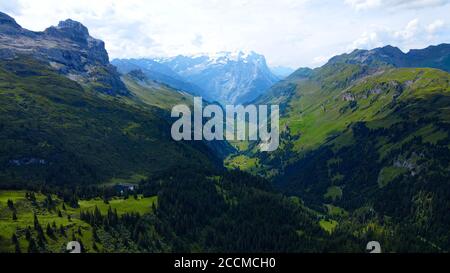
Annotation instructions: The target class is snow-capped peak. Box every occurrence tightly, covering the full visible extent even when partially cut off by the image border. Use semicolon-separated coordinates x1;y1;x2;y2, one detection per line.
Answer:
205;50;259;64
147;50;278;105
181;50;261;65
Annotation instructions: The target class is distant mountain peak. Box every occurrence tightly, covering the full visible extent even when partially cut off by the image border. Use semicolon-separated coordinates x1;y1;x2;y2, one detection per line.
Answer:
328;43;450;72
152;50;278;104
379;45;403;52
200;50;265;65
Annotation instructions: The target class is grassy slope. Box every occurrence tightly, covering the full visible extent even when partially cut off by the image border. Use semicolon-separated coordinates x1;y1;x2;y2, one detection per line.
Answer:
0;190;157;253
283;67;450;151
225;64;450;250
269;66;450;191
0;57;217;187
122;75;194;111
227;66;450;174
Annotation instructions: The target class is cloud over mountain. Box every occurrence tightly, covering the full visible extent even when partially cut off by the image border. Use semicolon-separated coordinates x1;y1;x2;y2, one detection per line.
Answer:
350;18;449;51
4;0;450;68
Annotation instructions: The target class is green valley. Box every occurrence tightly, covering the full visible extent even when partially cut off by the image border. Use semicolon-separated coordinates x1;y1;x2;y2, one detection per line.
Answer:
1;8;450;254
226;47;450;252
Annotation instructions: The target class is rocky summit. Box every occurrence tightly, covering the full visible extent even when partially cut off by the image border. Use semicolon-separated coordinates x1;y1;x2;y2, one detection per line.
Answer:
0;12;128;95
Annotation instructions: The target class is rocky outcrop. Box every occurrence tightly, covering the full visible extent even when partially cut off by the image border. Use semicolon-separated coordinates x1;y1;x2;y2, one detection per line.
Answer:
342;92;356;101
127;69;148;81
0;12;128;95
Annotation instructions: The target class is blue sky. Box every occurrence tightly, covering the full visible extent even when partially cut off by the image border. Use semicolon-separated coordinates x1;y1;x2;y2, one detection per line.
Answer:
1;0;449;68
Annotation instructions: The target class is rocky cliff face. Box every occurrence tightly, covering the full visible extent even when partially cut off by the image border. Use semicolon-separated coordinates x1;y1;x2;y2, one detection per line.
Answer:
0;12;128;95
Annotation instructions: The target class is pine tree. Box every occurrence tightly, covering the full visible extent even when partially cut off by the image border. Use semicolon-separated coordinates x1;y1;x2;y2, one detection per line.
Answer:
46;194;54;207
27;238;38;253
25;227;32;241
15;241;21;253
37;233;46;249
93;228;100;242
46;223;54;238
12;233;21;253
27;192;37;202
94;206;102;226
33;213;40;230
59;225;66;237
69;195;79;208
7;199;14;210
11;233;18;244
92;242;99;252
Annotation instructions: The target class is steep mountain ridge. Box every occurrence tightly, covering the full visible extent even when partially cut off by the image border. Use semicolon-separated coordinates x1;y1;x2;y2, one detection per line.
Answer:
0;12;127;95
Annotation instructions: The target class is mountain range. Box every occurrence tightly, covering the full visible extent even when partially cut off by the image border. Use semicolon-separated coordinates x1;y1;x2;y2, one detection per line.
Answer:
1;10;450;253
114;51;280;105
329;44;450;72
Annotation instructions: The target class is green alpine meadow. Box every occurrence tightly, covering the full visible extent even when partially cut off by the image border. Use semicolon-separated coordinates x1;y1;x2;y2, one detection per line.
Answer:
0;0;450;255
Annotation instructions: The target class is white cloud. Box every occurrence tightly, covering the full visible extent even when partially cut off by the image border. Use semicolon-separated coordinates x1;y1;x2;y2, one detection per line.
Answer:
350;18;448;51
345;0;450;10
2;0;449;68
192;34;204;48
351;31;383;49
345;0;381;10
427;19;445;34
393;18;419;40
